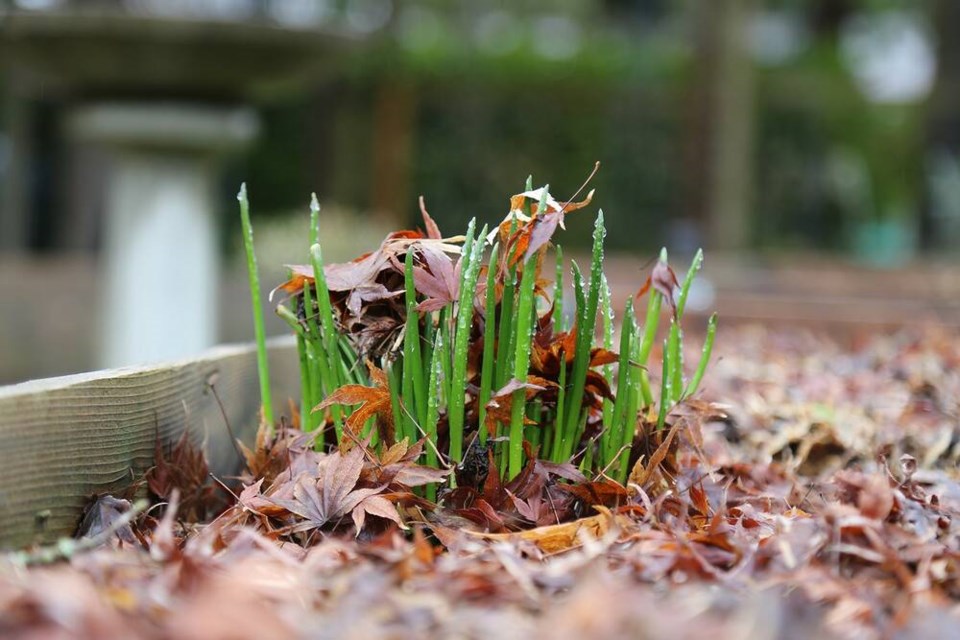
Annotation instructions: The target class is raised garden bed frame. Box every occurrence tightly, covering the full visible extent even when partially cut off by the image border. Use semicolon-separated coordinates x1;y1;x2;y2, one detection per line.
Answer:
0;338;298;549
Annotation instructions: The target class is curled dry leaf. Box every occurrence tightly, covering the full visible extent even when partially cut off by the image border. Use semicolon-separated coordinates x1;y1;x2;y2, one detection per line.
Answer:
636;256;680;317
146;428;217;522
628;419;682;490
76;495;137;545
412;243;461;313
460;507;632;554
418;195;443;240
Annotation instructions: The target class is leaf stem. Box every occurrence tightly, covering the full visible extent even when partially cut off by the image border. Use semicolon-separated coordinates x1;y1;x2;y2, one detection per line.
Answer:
237;184;273;430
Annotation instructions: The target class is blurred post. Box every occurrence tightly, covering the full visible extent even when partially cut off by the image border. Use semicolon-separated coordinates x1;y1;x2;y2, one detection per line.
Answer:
69;104;257;368
370;79;416;223
0;80;31;251
695;0;757;251
923;0;960;249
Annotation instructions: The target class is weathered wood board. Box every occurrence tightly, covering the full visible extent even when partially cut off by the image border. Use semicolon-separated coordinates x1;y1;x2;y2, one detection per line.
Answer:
0;338;298;549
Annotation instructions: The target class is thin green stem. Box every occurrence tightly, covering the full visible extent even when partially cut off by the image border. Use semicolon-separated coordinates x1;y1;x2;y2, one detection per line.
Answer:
683;313;718;398
508;252;539;478
296;334;310;429
403;250;427;429
605;299;635;465
310;243;343;439
551;351;567;463
424;328;443;495
667;319;683;403
237;184;273;430
301;283;328;430
562;211;605;460
553;245;565;332
616;336;643;483
309;193;321;247
562;262;586;458
600;275;614;434
637;251;666;368
387;360;406;446
448;222;486;464
667;249;702;402
656;338;671;432
676;248;703;319
439;306;453;411
478;243;500;438
495;269;516;388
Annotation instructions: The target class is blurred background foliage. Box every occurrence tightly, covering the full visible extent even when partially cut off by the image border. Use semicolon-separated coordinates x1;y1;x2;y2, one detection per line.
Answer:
3;0;957;261
1;0;958;381
220;0;958;261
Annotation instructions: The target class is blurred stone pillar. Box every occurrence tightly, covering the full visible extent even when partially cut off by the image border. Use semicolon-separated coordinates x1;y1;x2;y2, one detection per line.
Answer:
68;104;257;368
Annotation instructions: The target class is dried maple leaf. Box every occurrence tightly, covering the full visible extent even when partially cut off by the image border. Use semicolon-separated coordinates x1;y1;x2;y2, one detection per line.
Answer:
520;188;595;262
236;479;283;517
487;185;596;262
379;438;411;467
636;257;680;318
238;420;303;487
275;230;465;359
315;360;395;445
76;495;137;544
269;445;403;536
352;494;406;533
462;507;632;554
418;196;443;240
343;283;404;318
483;378;553;437
146;429;216;522
628;420;682;489
412;243;461;313
557;478;629;509
367;437;451;488
506;488;544;524
276;234;463;299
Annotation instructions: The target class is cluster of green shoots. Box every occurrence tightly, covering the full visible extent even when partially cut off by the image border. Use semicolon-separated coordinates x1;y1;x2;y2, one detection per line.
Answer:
238;181;717;490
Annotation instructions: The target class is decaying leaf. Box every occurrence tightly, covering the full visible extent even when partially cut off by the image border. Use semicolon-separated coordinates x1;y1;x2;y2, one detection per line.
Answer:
636;256;680;318
461;507;632;554
268;444;403;536
315;360;395;445
76;495;137;545
146;428;217;522
412;243;461;313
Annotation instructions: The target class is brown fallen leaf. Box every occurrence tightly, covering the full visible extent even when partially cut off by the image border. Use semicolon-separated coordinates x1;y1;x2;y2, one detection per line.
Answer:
636;256;680;318
412;243;461;313
146;428;217;522
628;419;682;489
315;360;396;445
76;495;137;545
268;444;404;536
461;507;633;554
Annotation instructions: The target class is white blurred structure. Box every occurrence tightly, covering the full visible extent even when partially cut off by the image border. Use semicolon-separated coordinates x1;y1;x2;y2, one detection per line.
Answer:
70;104;257;367
0;5;354;374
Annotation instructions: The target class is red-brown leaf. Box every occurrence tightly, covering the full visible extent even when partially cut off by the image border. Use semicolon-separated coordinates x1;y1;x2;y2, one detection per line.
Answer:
637;257;680;318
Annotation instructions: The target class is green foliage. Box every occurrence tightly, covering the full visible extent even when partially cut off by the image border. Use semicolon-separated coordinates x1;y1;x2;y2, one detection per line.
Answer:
258;181;716;491
237;184;273;430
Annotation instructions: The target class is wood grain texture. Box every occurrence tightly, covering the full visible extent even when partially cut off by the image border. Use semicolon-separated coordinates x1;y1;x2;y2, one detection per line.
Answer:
0;338;298;549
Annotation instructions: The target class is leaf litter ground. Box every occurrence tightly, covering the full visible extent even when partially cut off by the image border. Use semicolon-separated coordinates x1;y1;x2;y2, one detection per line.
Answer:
3;323;960;639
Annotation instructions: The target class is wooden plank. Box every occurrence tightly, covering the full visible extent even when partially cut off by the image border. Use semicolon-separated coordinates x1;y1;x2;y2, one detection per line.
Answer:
0;338;298;549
